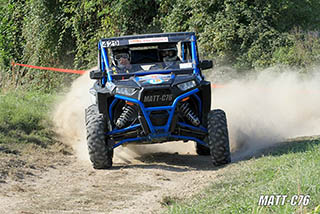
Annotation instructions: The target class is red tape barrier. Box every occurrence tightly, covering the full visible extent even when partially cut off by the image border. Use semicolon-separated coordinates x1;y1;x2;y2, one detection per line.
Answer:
211;84;224;88
11;62;85;75
11;62;226;88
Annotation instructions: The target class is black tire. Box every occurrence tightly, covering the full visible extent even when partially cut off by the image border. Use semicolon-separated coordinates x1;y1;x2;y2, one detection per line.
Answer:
207;109;231;166
195;140;210;156
85;104;113;169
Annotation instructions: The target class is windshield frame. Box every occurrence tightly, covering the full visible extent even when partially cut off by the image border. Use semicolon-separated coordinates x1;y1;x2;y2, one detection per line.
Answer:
98;33;199;83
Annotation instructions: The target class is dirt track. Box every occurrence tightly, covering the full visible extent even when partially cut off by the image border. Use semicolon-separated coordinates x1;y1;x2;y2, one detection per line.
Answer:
0;144;229;214
2;67;320;213
0;69;229;214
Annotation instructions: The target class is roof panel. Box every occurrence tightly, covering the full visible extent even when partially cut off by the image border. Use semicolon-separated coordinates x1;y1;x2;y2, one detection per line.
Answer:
100;32;195;48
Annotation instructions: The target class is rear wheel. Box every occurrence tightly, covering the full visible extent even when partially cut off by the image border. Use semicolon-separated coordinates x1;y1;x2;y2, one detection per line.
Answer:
207;109;231;166
85;104;113;169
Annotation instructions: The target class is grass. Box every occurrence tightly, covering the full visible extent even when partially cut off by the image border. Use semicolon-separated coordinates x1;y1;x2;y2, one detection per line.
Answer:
166;138;320;214
0;90;71;182
0;90;56;146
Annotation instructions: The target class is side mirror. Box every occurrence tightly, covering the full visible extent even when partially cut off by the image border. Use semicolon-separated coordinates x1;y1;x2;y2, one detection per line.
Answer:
90;70;103;79
198;60;213;70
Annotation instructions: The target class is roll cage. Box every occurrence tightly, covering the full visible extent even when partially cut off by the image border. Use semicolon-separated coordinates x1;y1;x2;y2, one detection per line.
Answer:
97;32;204;85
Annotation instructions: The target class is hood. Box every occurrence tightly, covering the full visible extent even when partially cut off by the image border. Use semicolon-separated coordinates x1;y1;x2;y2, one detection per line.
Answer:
113;73;197;89
134;74;174;87
134;73;196;87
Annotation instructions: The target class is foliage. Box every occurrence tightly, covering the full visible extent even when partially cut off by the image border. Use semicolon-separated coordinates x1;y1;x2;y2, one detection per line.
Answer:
272;29;320;68
158;0;320;69
1;0;320;91
61;0;160;68
0;1;25;71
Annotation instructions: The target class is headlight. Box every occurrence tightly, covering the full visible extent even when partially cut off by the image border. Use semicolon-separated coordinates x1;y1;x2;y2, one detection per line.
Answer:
177;80;196;91
115;87;136;96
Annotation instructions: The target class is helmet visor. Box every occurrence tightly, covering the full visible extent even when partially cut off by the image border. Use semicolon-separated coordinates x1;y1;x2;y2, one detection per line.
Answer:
160;50;176;58
114;53;130;60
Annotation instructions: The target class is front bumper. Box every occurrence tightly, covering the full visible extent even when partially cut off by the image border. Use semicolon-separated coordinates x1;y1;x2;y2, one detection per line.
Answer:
107;88;208;148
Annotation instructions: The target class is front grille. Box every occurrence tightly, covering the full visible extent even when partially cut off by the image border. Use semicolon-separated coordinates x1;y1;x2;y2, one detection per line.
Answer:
142;89;173;107
150;110;169;126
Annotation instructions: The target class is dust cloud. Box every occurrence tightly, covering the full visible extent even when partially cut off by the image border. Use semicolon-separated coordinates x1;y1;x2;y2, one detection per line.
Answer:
53;66;320;163
210;66;320;159
53;70;94;162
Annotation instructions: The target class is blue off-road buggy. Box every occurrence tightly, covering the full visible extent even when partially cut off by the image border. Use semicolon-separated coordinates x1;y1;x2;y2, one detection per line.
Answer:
85;32;231;169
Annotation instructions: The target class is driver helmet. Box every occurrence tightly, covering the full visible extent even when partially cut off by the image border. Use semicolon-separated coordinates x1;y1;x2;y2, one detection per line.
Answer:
111;47;131;68
158;45;178;62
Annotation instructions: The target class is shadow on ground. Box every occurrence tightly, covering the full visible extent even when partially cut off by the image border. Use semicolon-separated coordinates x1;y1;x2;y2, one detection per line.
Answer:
111;152;228;172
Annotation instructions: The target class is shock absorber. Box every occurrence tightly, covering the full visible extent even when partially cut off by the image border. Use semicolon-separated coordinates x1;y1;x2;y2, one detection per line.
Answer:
115;104;135;128
180;102;200;126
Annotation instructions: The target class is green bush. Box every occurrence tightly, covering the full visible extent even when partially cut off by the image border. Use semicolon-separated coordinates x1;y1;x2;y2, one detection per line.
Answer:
0;1;25;71
158;0;320;69
272;29;320;68
1;0;320;91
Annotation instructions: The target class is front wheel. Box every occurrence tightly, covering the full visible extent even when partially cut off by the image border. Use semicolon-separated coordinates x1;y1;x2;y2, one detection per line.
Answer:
207;109;231;166
85;104;113;169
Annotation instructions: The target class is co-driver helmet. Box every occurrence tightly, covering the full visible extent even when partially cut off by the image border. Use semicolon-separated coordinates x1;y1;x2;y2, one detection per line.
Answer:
158;44;178;62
